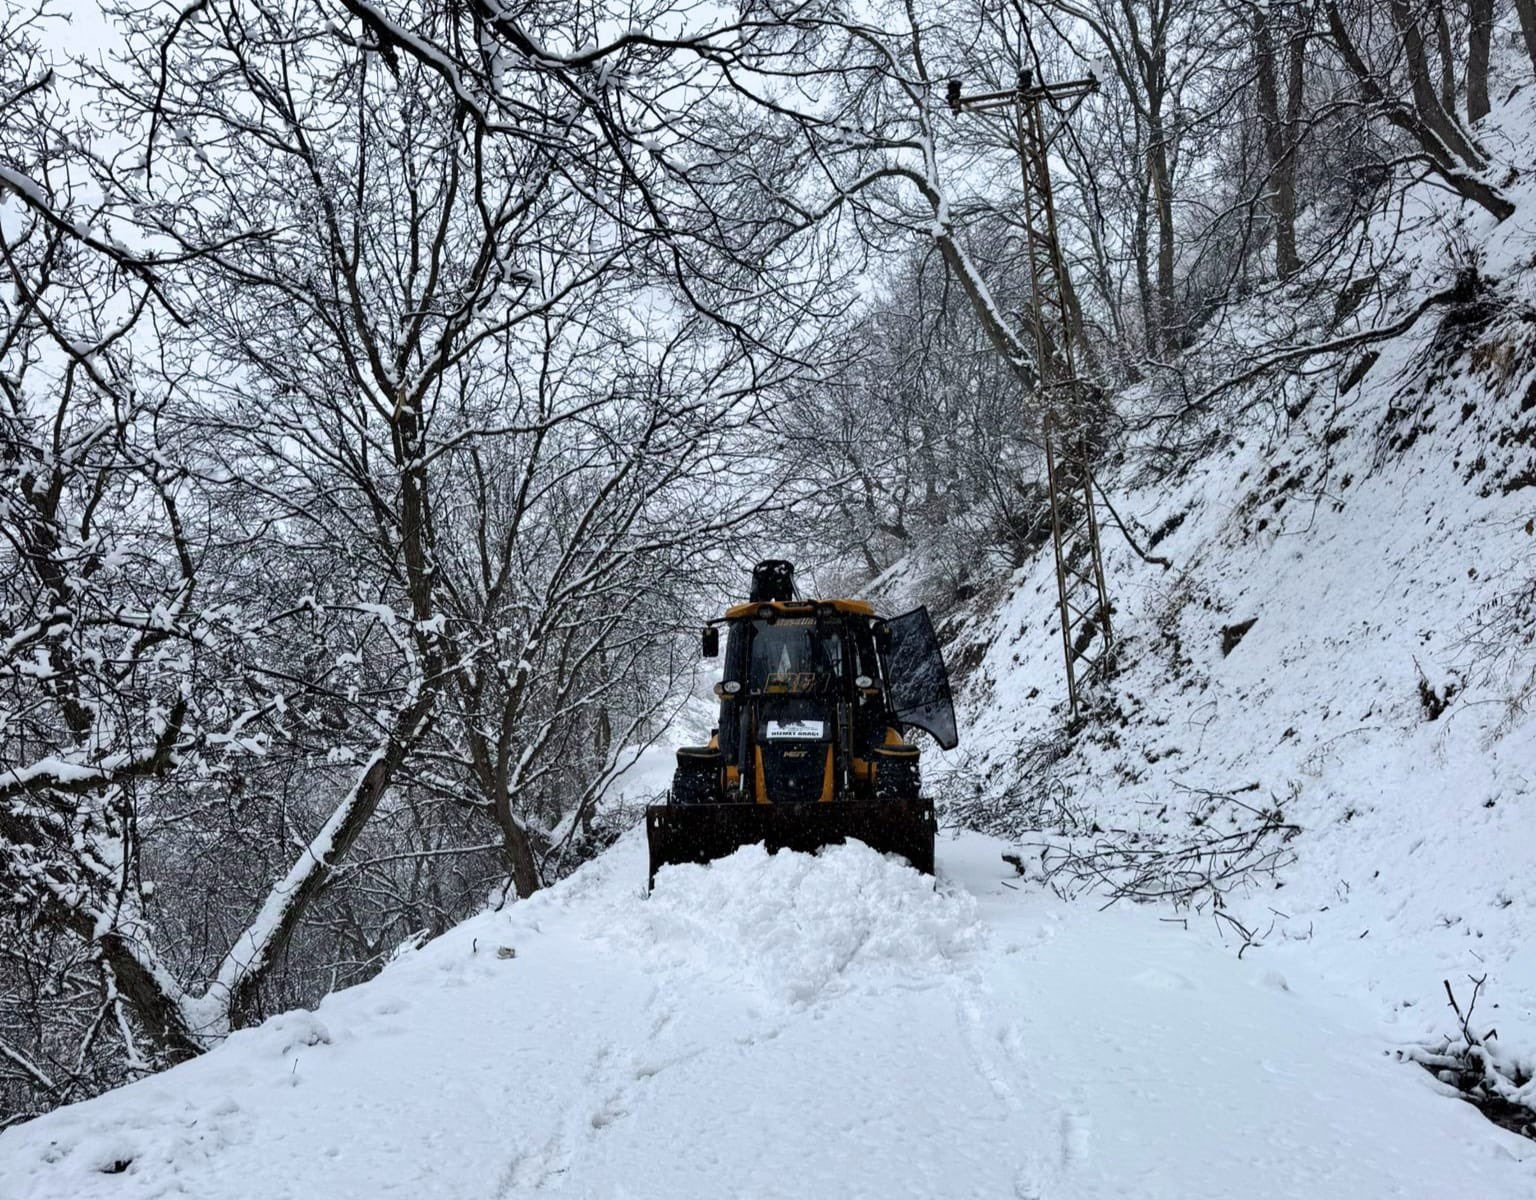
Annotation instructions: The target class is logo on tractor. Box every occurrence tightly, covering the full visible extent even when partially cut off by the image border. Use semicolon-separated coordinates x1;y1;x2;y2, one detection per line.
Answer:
764;671;817;693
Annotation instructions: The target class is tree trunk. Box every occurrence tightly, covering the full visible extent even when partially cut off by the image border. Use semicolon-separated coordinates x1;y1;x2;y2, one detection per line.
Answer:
495;787;544;899
222;401;445;1022
1387;0;1489;170
1133;170;1156;353
1279;17;1305;274
1326;0;1514;220
1517;0;1536;79
1148;118;1177;350
925;220;1039;395
223;721;430;1026
1432;0;1456;114
1254;7;1302;280
1468;0;1493;123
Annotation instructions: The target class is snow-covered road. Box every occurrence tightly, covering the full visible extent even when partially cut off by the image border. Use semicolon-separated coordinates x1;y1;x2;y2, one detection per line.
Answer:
2;833;1530;1199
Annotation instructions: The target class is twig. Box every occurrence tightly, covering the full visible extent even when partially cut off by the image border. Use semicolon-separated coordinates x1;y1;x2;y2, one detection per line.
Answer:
1095;482;1173;570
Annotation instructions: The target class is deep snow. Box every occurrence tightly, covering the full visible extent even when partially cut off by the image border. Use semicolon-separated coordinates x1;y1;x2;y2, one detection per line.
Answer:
1;834;1528;1199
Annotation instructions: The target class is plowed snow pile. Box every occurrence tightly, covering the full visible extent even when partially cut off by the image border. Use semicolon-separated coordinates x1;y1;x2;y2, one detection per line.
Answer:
2;834;1527;1199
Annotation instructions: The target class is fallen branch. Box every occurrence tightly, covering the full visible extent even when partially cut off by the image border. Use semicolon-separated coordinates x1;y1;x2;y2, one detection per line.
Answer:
1005;788;1301;952
1135;282;1468;427
1401;976;1536;1142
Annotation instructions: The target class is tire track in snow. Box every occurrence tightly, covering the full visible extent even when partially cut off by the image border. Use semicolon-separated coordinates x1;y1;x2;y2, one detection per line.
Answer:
497;971;720;1196
950;940;1095;1198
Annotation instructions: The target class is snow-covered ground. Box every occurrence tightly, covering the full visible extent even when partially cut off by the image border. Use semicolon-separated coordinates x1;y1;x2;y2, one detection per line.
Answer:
2;833;1528;1200
940;232;1536;1080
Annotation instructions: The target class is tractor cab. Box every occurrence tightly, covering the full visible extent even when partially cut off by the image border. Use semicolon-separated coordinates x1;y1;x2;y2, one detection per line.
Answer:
646;560;957;885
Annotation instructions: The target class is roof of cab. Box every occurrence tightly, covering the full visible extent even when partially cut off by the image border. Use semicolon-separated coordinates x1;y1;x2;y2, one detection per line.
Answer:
723;598;876;620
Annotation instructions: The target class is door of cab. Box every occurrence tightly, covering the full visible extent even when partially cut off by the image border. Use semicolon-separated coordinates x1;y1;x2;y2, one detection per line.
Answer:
884;607;959;750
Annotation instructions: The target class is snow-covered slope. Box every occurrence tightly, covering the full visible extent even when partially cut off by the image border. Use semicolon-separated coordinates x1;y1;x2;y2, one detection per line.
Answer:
935;98;1536;1117
1;834;1528;1200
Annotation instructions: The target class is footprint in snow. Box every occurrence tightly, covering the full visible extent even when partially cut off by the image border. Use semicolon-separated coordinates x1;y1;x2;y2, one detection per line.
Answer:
1013;1157;1047;1199
1130;965;1195;991
1060;1108;1091;1168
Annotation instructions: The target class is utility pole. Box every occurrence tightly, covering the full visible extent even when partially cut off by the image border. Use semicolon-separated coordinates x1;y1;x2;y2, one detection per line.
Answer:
948;68;1113;719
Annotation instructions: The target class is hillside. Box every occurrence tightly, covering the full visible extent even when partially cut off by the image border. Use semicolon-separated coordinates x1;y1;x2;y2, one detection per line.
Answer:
919;94;1536;1131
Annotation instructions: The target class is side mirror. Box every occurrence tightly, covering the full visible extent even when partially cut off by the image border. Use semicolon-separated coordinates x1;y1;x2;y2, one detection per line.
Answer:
702;625;719;658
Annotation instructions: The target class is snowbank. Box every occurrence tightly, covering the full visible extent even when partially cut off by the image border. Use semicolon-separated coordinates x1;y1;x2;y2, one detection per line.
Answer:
2;834;1528;1199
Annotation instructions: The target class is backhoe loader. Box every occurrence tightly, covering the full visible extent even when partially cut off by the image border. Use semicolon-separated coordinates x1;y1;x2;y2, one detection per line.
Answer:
646;561;958;885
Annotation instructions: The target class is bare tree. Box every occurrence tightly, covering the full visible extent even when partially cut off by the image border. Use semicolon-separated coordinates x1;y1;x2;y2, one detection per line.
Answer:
2;0;832;1115
2;2;218;1084
1324;0;1514;219
1253;1;1309;278
1034;0;1243;351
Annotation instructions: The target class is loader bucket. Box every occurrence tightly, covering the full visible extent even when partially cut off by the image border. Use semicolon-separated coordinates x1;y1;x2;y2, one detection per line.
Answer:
645;798;937;888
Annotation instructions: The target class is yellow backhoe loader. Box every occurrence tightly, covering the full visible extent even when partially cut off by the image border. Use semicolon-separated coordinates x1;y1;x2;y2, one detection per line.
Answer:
646;561;958;885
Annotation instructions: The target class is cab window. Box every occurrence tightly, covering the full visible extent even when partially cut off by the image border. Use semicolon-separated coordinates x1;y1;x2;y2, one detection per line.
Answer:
748;620;843;695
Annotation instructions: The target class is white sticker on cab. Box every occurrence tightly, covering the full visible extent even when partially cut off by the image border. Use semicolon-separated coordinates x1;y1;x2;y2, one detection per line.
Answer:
765;719;825;740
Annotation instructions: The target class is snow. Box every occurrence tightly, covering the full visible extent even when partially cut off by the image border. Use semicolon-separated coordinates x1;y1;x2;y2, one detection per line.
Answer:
0;164;50;210
0;752;144;792
941;247;1536;1057
1;834;1528;1199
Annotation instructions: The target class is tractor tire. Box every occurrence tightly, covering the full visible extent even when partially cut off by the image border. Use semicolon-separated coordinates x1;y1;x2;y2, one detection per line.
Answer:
670;764;718;806
874;752;921;802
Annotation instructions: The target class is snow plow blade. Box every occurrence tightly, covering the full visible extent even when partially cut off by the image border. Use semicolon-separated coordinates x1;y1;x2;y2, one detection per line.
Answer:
645;798;937;888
